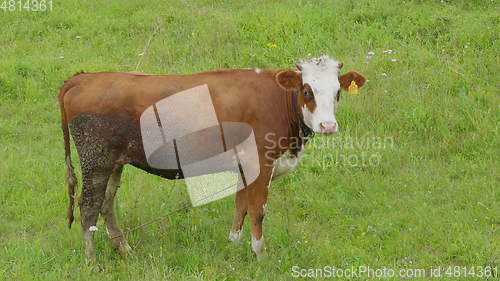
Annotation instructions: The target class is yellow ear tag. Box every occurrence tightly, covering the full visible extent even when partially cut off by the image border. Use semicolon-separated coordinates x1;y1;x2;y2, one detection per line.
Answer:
348;80;359;95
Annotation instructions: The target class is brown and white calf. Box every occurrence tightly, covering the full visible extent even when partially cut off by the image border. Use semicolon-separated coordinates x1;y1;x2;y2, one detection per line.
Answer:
58;55;365;261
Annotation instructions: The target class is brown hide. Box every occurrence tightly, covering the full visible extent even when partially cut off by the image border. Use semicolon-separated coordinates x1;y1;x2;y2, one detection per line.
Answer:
61;69;297;170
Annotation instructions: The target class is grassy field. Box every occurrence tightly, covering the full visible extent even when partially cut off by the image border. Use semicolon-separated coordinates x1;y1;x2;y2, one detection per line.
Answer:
0;0;499;280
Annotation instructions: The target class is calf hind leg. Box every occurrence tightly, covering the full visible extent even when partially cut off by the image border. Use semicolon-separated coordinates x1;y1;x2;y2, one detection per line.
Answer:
71;113;131;262
229;189;247;242
100;166;131;253
79;166;112;262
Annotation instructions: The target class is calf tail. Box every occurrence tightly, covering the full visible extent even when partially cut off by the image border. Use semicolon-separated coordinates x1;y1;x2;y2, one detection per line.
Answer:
59;80;78;229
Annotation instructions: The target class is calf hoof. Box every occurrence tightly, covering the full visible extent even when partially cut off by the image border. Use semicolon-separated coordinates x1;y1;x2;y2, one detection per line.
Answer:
84;251;96;265
228;229;242;243
118;242;132;254
255;251;267;261
117;241;132;254
108;230;132;254
251;235;265;260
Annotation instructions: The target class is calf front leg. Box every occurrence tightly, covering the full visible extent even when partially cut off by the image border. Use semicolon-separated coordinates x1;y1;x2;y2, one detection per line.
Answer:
229;188;247;242
248;187;268;258
247;167;272;259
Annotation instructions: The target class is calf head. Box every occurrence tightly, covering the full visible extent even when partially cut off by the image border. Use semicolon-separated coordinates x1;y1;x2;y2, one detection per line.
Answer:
276;55;366;134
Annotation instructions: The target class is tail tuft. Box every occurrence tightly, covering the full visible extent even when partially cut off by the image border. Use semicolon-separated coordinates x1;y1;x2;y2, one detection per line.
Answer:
66;156;77;228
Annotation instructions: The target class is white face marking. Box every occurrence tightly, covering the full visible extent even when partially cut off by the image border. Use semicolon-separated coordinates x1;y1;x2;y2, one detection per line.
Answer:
255;68;262;74
298;56;342;133
251;235;265;256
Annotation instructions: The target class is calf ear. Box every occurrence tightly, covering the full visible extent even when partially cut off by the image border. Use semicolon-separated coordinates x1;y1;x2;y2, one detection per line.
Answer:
339;72;367;91
275;69;302;91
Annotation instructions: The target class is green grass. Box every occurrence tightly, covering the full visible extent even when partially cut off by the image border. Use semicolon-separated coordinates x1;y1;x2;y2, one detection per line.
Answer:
1;0;499;280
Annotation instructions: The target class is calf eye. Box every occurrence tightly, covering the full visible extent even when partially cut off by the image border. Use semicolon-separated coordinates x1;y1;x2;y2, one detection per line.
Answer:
303;84;314;101
304;89;314;101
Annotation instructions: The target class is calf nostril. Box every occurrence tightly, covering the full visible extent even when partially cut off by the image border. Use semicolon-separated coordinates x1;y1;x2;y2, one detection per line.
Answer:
320;122;337;132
